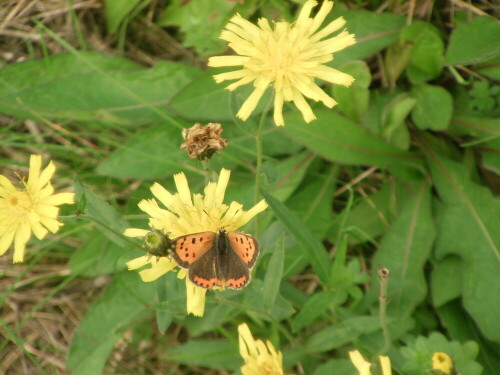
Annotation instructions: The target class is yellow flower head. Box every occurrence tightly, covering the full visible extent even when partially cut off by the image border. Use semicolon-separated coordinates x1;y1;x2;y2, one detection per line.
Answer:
349;350;392;375
0;155;74;263
208;0;356;126
238;323;284;375
432;352;454;375
126;169;267;316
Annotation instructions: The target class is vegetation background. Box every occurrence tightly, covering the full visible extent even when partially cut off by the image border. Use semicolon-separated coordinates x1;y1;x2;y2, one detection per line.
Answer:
0;0;499;374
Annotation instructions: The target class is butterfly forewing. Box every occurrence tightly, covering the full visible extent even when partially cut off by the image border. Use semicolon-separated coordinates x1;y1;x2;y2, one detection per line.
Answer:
227;232;259;268
171;232;216;268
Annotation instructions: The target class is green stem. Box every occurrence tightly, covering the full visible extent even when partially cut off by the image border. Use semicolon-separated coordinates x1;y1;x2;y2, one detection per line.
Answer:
253;96;273;235
79;214;142;250
201;159;210;185
378;267;391;354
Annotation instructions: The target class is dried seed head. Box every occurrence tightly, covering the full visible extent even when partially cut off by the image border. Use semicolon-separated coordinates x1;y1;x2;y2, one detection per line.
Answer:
180;123;228;160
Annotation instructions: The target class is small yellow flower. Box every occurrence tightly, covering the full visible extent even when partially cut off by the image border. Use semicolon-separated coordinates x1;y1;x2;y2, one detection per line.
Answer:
239;323;284;375
208;0;356;126
432;352;454;375
349;350;392;375
0;155;74;263
126;169;267;317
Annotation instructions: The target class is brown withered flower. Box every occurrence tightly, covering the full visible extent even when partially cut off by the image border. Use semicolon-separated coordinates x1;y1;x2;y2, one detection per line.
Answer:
180;123;228;160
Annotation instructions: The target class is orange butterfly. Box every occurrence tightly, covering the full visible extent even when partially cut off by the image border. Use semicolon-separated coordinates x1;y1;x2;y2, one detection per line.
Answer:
171;229;259;290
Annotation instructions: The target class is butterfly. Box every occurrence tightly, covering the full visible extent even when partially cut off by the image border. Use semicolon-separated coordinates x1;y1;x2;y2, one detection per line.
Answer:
171;229;259;290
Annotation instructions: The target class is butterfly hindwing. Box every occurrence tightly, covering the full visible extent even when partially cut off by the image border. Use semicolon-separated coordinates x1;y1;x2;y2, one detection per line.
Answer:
224;247;251;290
188;249;223;289
171;232;216;268
227;231;259;268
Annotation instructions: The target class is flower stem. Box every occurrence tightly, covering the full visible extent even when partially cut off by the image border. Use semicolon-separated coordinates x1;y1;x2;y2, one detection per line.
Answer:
201;159;210;185
378;267;391;354
253;97;273;235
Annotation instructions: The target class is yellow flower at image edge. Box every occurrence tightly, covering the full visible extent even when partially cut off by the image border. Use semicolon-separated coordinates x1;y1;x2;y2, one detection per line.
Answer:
208;0;356;126
239;323;284;375
432;352;454;375
126;169;267;317
349;350;392;375
0;155;74;263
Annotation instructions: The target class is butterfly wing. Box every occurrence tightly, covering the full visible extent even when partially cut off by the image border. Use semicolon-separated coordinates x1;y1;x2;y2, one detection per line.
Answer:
188;250;223;289
227;232;259;268
224;249;251;289
171;232;216;268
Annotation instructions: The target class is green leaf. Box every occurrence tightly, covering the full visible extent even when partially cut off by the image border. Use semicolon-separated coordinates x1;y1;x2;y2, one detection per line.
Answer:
169;69;273;122
411;84;453;130
292;291;334;333
104;0;143;33
425;150;500;342
431;255;463;307
263;236;285;310
286;166;338;238
437;301;500;375
476;55;500;80
67;272;156;374
157;0;235;56
155;279;174;334
260;190;331;285
401;332;482;375
306;316;380;352
225;151;315;208
401;22;444;83
381;93;416;150
332;61;371;122
344;184;394;245
96;125;201;179
445;17;500;66
282;110;420;167
164;340;240;370
0;53;200;123
371;179;435;338
450;116;500;139
168;70;232;121
332;11;406;66
74;180;129;247
68;233;129;276
314;359;357;375
184;304;237;336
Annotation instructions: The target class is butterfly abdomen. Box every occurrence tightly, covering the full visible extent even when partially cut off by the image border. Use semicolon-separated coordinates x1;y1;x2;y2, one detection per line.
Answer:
215;230;231;280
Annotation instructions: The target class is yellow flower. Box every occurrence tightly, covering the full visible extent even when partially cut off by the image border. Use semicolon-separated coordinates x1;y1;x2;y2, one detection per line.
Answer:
0;155;74;263
238;323;284;375
349;350;392;375
208;0;356;126
126;169;267;317
432;352;454;375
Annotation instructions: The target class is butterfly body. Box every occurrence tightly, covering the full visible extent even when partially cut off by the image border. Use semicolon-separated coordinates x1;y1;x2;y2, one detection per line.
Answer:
171;229;259;290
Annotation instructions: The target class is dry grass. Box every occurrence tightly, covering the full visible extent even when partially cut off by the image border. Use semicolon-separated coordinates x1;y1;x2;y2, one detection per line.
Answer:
0;256;103;374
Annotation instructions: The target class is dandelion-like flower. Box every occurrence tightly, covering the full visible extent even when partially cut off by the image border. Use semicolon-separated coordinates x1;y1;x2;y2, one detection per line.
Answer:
0;155;74;263
208;0;356;126
238;323;284;375
349;350;392;375
126;169;267;317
